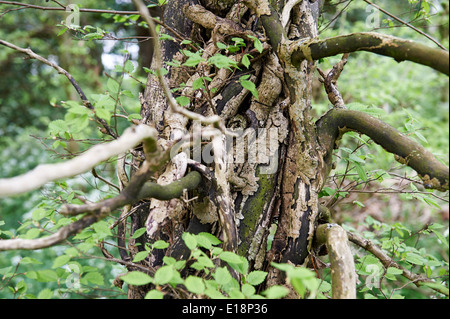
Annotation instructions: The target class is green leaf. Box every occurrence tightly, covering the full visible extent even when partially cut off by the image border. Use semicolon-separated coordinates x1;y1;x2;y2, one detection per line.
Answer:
121;271;153;286
246;270;268;286
239;79;258;100
182;232;197;250
185;276;205;295
214;267;233;286
219;251;244;265
354;163;368;181
241;283;256;297
261;285;289;299
145;289;164;299
197;232;222;246
20;257;42;265
404;252;426;265
154;265;174;285
133;251;150;262
124;60;135;73
152;240;170;250
48;120;69;135
22;228;40;239
131;227;147;239
430;229;449;249
242;54;251;68
37;288;53;299
35;269;58;283
83;272;104;285
208;54;238;70
176;96;190;107
107;78;120;95
386;267;403;275
52;255;72;269
183;51;205;67
95;107;112;123
248;35;263;53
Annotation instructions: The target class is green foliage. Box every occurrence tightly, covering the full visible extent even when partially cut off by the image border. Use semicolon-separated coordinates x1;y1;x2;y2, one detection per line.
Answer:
339;217;449;299
117;232;325;299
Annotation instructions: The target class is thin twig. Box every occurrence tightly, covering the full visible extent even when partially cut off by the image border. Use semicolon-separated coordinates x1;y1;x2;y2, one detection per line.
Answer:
0;38;117;138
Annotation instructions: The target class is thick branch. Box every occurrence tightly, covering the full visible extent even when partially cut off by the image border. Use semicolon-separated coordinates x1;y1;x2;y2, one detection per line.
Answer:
315;223;356;299
291;32;449;75
316;109;449;191
60;170;201;216
0;38;117;137
0;125;157;197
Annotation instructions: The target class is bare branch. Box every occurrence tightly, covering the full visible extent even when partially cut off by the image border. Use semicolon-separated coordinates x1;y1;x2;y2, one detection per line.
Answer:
317;53;349;108
0;125;157;197
362;0;448;51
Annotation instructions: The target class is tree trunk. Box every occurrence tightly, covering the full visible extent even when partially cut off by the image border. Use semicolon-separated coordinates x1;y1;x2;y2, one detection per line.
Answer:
121;0;324;298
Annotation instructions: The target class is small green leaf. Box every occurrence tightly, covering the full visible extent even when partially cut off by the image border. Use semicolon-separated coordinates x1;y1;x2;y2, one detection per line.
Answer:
152;240;170;250
133;251;150;262
185;276;205;295
131;227;147;239
183;232;197;250
52;255;72;269
20;257;42;265
246;270;267;286
124;60;135;73
241;283;256;297
121;271;153;286
239;79;258;100
208;54;238;70
262;285;289;299
37;288;53;299
219;251;244;265
176;96;190;107
145;289;164;299
241;54;252;68
107;78;120;95
83;272;104;285
214;267;232;286
154;265;174;285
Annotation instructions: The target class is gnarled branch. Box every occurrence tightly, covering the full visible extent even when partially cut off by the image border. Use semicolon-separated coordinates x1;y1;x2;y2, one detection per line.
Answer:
316;109;449;191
